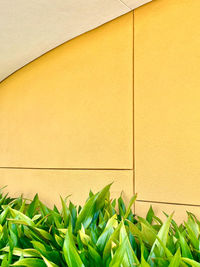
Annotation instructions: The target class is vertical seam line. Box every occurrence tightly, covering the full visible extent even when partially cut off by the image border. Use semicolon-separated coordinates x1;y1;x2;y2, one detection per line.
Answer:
133;10;135;212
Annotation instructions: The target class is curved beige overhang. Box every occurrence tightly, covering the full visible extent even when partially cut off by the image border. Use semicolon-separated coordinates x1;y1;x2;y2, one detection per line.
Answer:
0;0;151;82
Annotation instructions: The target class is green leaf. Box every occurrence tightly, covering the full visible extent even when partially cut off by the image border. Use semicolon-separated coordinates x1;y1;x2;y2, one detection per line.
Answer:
146;206;154;224
109;238;128;267
169;248;181;267
75;184;112;231
119;223;140;266
0;207;9;225
11;258;46;267
103;222;121;263
124;194;137;220
27;194;39;218
1;255;8;267
28;226;54;242
88;245;102;266
96;214;118;251
55;234;63;247
79;225;91;246
41;255;59;267
1;247;40;258
182;257;200;266
63;229;84;267
118;196;126;217
127;220;143;241
138;217;157;246
148;213;174;264
178;231;193;259
60;196;71;228
184;223;199;250
140;243;151;267
8;207;35;226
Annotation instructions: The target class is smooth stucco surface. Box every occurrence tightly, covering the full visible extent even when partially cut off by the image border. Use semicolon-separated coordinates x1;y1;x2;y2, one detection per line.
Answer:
135;0;200;207
0;0;150;82
0;13;133;205
135;201;200;224
0;169;133;208
0;13;133;169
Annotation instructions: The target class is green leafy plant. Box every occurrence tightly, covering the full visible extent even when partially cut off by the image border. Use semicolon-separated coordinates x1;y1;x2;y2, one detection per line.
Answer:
0;184;200;266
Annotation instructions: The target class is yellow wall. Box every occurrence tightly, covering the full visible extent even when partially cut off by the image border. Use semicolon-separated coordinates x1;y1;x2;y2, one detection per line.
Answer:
1;0;200;220
0;13;134;207
0;169;133;208
134;0;200;219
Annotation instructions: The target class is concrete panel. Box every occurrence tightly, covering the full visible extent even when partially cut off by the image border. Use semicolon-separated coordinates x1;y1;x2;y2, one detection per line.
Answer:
135;201;200;224
0;169;133;209
0;13;133;169
135;0;200;204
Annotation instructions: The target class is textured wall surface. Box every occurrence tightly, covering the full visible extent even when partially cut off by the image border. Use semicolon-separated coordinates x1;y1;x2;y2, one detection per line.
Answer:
0;13;134;208
134;0;200;221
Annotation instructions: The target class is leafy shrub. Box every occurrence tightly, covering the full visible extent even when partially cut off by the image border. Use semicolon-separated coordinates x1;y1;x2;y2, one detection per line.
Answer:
0;184;200;266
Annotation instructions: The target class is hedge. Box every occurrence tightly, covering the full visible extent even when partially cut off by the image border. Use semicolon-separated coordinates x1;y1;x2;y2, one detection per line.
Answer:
0;184;200;266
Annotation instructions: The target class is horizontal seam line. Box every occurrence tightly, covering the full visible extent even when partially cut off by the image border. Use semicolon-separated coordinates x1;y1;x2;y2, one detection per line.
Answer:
0;166;133;171
136;199;200;208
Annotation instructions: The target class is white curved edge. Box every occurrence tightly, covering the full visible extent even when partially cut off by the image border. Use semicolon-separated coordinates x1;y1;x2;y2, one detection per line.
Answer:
0;0;151;82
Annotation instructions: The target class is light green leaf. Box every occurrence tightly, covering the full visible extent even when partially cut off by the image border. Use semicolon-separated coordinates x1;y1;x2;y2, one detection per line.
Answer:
1;247;40;258
138;217;157;246
75;184;112;230
109;238;128;267
8;207;35;226
96;214;118;251
79;225;91;246
11;258;46;267
60;196;71;227
41;255;59;267
184;221;199;249
148;213;174;264
182;257;200;266
63;229;84;267
124;194;137;219
169;249;181;267
178;231;193;259
120;223;140;266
